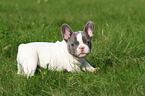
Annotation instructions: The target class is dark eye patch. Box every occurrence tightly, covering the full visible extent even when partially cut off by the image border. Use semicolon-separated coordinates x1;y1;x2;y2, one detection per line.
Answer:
86;41;91;45
73;36;79;46
71;39;79;47
67;33;80;57
82;32;92;49
82;34;91;43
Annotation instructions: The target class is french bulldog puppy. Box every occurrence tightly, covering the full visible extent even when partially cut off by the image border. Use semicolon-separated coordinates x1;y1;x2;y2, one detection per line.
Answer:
17;21;99;78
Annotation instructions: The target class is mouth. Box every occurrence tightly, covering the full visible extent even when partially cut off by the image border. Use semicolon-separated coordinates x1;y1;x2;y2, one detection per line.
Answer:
78;53;87;57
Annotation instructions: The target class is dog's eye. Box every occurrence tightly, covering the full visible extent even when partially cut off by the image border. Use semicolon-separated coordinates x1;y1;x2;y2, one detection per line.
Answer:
71;44;75;47
86;41;91;45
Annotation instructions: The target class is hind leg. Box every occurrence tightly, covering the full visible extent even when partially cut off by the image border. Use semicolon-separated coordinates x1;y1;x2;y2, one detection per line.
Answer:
17;51;38;77
17;44;39;78
22;57;38;78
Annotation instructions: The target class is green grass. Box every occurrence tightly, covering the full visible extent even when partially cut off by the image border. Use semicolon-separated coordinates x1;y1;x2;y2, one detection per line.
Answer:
0;0;145;95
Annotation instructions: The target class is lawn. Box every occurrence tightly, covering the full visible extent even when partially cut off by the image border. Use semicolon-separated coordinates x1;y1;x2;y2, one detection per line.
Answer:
0;0;145;95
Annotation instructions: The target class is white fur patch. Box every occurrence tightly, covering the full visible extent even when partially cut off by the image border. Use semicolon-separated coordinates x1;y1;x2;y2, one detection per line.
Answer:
17;40;81;78
76;32;83;44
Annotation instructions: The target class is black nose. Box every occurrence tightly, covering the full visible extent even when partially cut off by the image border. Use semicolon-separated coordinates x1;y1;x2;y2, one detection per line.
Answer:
79;46;85;50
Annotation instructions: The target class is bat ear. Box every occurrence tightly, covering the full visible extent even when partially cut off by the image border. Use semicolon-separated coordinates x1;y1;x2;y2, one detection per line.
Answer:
83;21;95;38
61;24;73;41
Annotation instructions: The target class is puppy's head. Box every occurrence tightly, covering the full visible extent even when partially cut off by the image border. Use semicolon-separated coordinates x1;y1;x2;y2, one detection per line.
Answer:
61;21;95;58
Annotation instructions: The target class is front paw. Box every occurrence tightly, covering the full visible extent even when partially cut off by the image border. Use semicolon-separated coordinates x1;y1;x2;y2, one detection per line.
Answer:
93;67;100;73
